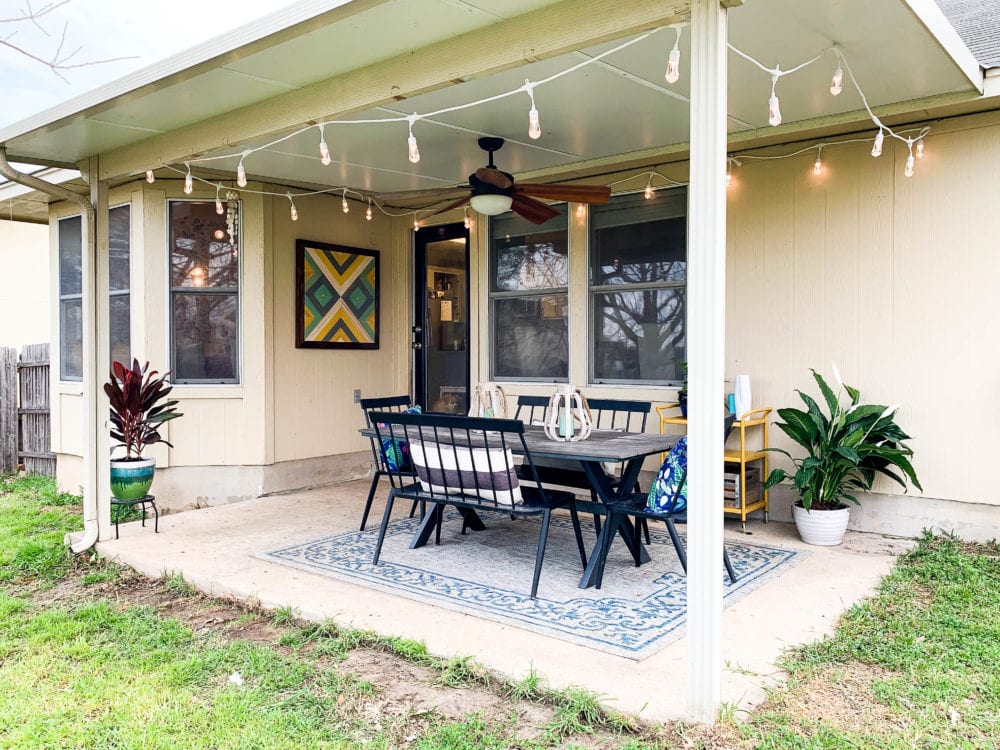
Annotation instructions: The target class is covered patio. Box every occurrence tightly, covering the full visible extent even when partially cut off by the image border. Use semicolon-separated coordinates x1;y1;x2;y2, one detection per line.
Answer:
0;0;993;724
97;480;909;722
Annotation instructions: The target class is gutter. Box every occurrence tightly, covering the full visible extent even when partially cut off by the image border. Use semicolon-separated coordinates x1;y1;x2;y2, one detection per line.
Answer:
0;146;100;554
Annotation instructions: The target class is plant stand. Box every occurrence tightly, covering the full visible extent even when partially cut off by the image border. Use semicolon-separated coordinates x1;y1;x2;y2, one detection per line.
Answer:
110;494;158;539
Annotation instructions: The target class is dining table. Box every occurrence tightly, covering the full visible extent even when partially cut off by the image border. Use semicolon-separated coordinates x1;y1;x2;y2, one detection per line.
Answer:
360;422;677;589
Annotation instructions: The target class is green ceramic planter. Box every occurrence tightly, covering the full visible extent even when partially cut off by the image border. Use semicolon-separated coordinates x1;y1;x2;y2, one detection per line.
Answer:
110;458;155;500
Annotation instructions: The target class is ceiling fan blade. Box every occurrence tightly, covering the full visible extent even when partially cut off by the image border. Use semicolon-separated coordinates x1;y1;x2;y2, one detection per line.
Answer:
515;183;611;204
510;193;561;225
475;167;513;190
373;187;469;203
421;196;472;221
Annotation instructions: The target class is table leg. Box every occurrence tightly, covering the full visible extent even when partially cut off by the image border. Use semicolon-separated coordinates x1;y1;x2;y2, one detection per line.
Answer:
458;508;486;531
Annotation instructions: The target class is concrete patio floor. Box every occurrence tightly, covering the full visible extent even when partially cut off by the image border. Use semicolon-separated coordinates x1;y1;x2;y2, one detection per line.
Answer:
96;479;912;722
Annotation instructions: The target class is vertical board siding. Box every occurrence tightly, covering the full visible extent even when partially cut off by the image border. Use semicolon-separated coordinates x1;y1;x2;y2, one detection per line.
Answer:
731;124;1000;505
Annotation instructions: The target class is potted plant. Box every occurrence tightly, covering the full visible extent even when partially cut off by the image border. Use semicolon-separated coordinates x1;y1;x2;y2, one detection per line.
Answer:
763;368;920;546
105;359;183;500
675;360;688;418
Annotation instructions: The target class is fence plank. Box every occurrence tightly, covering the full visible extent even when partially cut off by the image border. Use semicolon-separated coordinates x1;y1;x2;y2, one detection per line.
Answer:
17;344;54;477
0;347;16;473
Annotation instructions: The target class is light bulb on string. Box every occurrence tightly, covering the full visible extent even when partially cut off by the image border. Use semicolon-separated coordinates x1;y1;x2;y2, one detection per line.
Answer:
525;80;541;140
726;162;733;188
342;189;349;214
664;26;682;84
366;199;373;222
463;207;471;229
237;151;249;187
644;174;654;199
215;187;224;215
145;169;155;183
406;115;420;164
768;72;782;126
830;66;843;96
904;139;915;177
413;215;421;230
318;124;331;166
287;193;298;221
916;140;925;159
871;129;885;158
813;147;823;176
183;163;193;195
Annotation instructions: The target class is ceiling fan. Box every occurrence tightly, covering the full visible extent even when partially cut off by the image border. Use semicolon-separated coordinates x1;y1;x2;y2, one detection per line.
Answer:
374;137;611;225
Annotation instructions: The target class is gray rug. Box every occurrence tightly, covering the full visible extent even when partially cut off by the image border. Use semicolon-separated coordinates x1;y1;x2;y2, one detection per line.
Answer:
262;512;805;659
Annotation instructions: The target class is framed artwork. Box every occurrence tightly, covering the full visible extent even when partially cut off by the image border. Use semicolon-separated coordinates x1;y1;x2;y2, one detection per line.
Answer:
295;240;379;349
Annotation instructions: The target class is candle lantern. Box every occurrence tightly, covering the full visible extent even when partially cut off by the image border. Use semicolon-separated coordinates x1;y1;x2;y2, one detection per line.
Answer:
469;382;508;418
544;385;593;442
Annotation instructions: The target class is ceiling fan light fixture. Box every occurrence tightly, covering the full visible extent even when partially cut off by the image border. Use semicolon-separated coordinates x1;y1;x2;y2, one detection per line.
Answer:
470;193;513;216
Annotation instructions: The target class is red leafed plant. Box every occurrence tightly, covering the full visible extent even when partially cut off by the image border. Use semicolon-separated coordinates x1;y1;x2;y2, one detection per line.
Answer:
104;359;183;460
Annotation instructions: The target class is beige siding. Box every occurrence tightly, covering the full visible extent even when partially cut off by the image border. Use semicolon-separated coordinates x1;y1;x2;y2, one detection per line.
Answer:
0;219;49;350
268;191;409;463
727;123;1000;505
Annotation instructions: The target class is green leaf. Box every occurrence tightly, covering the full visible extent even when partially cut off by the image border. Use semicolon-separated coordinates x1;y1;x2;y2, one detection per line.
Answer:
812;369;839;416
834;446;860;464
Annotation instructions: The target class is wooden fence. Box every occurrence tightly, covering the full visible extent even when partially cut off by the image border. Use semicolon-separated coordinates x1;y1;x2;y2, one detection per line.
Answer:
0;344;54;477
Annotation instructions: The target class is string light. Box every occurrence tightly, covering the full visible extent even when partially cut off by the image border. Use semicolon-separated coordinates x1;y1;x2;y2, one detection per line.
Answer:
644;172;654;199
236;151;249;187
768;72;782;126
904;139;915;177
342;188;349;214
215;186;224;215
183;163;193;195
813;146;823;175
524;79;541;140
287;193;298;221
726;159;733;188
916;140;925;159
463;206;471;229
664;26;682;84
366;198;373;221
318;124;331;166
413;215;420;230
406;114;420;164
830;67;843;96
871;128;884;157
145;169;155;183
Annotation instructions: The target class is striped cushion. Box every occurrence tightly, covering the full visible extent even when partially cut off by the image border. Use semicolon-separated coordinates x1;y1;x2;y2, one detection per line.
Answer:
409;441;522;506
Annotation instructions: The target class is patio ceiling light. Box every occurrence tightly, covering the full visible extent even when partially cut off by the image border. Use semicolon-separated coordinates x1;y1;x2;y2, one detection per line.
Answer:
664;26;682;84
318;124;331;166
183;163;193;194
469;193;513;216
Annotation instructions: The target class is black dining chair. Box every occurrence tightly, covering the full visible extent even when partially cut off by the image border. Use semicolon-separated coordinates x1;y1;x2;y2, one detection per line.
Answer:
358;395;422;531
590;414;739;588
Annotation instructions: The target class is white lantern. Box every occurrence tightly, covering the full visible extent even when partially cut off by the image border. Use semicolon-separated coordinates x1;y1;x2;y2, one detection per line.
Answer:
469;382;508;418
544;385;593;442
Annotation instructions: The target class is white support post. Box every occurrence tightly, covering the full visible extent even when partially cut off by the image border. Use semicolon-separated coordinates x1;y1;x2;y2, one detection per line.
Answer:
686;0;729;723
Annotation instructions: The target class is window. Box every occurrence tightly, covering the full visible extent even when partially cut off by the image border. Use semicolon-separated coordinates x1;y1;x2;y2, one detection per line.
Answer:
109;204;131;366
58;215;83;381
488;208;569;381
169;200;240;383
589;189;687;384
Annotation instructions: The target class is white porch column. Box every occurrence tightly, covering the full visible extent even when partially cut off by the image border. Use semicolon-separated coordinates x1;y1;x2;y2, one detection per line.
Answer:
686;0;729;723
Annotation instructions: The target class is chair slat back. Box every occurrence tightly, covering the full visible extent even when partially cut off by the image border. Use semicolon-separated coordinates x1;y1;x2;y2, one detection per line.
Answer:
360;395;413;471
586;398;651;432
513;395;550;425
369;411;535;509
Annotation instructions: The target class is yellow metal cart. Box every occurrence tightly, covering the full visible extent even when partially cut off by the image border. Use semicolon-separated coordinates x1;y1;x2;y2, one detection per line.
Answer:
655;405;771;530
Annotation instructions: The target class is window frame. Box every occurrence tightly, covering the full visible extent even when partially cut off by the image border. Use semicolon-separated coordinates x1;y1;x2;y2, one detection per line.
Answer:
108;202;131;368
487;209;570;383
57;214;83;382
167;198;242;385
587;187;688;387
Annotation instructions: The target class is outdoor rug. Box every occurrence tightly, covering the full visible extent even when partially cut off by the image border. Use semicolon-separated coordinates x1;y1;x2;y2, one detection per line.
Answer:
261;513;805;659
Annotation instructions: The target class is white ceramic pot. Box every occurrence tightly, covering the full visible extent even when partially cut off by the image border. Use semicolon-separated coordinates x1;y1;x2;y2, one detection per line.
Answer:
792;502;850;546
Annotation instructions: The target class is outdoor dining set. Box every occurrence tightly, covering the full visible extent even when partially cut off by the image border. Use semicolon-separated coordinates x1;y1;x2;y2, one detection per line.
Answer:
359;390;739;599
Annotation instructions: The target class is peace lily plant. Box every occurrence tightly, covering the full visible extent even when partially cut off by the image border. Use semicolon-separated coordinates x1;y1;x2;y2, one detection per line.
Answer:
763;366;921;545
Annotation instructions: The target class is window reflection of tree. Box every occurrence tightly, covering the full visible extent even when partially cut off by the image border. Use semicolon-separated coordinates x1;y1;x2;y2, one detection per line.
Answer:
169;207;239;381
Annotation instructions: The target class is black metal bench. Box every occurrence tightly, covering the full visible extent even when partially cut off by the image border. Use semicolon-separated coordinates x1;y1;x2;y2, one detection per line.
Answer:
368;411;587;599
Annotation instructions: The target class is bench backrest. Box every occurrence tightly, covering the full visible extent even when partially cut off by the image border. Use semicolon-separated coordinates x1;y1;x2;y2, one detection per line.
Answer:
360;395;413;472
513;395;550;424
368;411;550;508
586;398;651;432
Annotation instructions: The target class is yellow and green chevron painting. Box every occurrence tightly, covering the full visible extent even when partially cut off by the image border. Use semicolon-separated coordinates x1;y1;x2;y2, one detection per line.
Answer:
297;242;378;348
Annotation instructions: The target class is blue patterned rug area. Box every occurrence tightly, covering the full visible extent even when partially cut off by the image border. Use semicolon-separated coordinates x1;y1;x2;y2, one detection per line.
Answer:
262;513;805;660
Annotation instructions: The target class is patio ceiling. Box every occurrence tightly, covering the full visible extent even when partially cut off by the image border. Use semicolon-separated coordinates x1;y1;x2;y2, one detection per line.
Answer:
0;0;984;217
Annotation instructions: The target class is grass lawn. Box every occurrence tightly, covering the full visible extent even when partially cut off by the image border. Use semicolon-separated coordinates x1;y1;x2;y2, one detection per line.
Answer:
1;474;998;749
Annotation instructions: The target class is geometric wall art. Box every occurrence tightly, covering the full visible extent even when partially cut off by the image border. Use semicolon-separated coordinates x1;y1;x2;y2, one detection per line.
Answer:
295;240;379;349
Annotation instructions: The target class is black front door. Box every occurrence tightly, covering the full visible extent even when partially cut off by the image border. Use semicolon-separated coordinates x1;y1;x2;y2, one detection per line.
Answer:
413;223;470;414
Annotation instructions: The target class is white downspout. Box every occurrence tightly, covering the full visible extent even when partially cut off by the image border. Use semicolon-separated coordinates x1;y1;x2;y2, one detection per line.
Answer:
0;146;100;553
